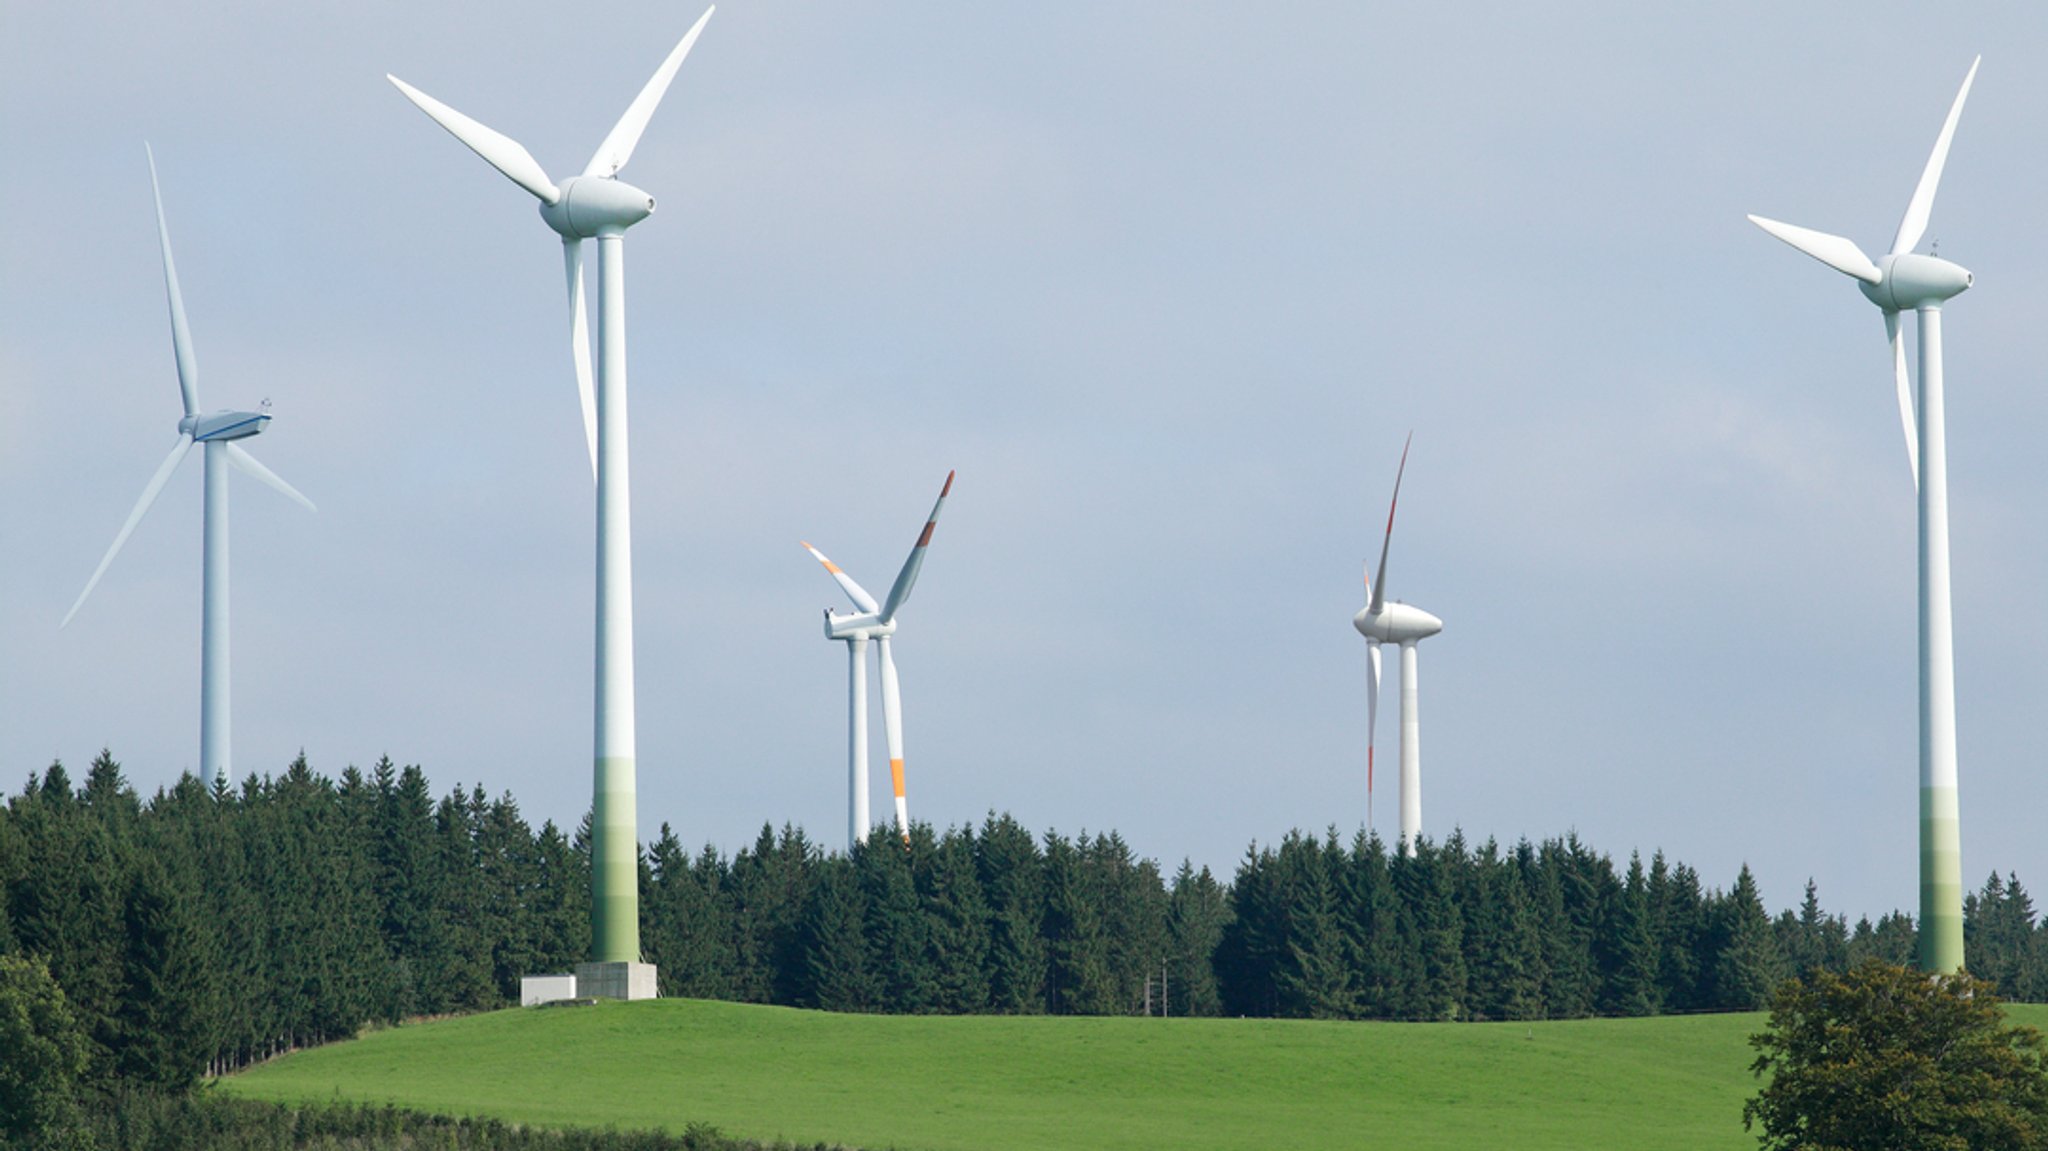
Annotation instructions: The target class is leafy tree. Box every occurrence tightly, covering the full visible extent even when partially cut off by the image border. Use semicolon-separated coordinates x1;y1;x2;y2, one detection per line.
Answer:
0;953;96;1149
1746;960;2048;1151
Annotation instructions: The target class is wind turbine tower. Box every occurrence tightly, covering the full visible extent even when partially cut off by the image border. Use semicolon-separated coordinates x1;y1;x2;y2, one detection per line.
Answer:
804;472;955;850
1748;58;1979;974
388;7;715;989
1352;436;1441;856
63;148;315;789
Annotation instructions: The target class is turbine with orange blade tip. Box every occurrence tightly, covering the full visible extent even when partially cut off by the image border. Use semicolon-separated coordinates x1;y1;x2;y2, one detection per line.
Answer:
805;471;956;848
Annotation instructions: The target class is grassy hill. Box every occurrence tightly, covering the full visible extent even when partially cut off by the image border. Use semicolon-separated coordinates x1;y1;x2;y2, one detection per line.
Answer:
222;999;2048;1151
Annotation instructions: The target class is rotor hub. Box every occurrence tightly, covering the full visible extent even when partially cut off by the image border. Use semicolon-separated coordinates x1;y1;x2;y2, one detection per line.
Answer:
825;612;896;642
1863;253;1972;311
1354;602;1443;643
539;176;655;239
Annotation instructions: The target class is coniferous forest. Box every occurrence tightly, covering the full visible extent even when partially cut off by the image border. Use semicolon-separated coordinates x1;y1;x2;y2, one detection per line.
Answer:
6;750;2048;1095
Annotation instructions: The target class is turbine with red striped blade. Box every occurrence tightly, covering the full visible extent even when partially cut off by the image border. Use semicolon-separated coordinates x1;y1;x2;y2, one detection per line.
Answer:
1747;57;1980;975
387;6;715;973
1351;436;1440;856
804;471;955;848
63;147;316;790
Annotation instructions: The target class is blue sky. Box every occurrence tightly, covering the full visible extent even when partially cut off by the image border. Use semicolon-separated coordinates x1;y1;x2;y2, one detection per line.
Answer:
6;3;2048;922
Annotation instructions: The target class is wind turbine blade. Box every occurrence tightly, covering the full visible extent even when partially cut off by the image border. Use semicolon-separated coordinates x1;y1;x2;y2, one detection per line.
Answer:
1747;215;1882;284
880;471;954;624
225;444;316;512
1366;638;1381;834
877;635;909;842
387;74;561;205
1368;435;1411;616
145;146;200;418
584;6;715;179
1892;56;1980;257
63;436;193;627
563;239;597;478
1886;310;1920;489
802;542;881;614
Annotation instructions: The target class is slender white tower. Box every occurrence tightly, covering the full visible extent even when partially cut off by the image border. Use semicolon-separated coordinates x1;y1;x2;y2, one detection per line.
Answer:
63;148;315;789
1352;437;1442;856
1748;57;1977;974
389;7;714;966
804;472;955;848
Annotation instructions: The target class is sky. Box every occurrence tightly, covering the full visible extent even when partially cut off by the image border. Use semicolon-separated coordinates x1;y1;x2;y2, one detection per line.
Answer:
6;3;2048;924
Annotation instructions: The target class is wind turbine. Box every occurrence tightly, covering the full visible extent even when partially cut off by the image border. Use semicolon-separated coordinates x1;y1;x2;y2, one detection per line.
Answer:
1352;436;1441;857
803;472;955;849
1747;57;1979;975
63;147;316;789
388;7;713;969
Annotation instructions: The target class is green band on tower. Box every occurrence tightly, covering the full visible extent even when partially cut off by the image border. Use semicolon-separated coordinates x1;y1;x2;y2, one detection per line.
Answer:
1919;784;1963;974
593;755;640;963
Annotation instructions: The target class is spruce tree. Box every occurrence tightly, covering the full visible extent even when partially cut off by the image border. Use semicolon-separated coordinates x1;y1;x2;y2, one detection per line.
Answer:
922;828;992;1013
800;855;878;1011
1215;843;1282;1017
1164;860;1227;1017
1602;855;1663;1016
113;852;219;1089
1340;832;1406;1019
976;813;1049;1013
860;830;934;1012
1710;864;1786;1011
1275;832;1358;1019
1043;831;1116;1014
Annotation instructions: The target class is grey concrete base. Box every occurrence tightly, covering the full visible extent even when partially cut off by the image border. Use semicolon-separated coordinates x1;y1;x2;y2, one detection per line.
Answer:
575;960;659;1001
520;973;579;1006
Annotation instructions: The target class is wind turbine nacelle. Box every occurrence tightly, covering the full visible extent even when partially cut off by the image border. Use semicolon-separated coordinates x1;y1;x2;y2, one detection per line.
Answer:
180;409;271;443
1862;253;1972;311
539;177;655;238
824;611;894;642
1353;602;1443;643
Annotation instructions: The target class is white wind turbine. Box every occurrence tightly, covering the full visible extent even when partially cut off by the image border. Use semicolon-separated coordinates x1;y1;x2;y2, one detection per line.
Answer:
803;472;955;849
1748;57;1979;975
388;6;714;967
63;147;316;789
1352;436;1441;857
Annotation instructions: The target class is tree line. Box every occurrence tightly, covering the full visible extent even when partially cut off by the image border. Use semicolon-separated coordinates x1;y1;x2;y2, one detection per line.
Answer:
6;751;2048;1092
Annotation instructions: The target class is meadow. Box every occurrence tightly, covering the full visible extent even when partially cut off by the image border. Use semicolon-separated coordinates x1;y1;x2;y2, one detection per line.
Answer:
231;999;2048;1151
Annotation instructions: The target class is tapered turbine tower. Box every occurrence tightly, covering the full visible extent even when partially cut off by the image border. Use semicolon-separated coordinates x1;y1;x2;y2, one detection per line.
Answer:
64;148;316;788
803;472;955;849
1352;436;1441;856
1748;58;1979;974
389;6;714;974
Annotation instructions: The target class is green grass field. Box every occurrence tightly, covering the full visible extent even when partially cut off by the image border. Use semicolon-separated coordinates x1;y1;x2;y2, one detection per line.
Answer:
222;1000;2048;1151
